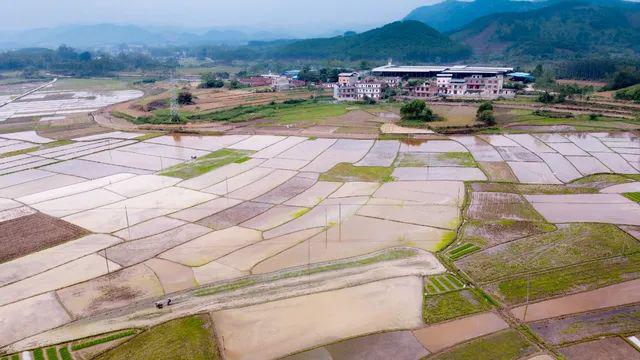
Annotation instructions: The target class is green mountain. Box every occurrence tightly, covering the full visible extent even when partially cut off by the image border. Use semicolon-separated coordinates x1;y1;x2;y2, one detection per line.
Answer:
273;21;471;62
450;1;640;60
405;0;548;32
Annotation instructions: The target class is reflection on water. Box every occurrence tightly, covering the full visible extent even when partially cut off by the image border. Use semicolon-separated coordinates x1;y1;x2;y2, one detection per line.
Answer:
399;138;429;147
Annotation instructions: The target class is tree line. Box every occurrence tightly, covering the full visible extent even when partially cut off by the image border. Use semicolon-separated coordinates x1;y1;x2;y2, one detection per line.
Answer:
0;46;175;77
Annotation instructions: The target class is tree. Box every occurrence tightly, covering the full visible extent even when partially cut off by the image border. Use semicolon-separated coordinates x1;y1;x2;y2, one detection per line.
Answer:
177;91;194;105
200;73;224;88
400;100;427;119
538;91;556;104
477;101;493;113
400;100;436;121
477;110;496;126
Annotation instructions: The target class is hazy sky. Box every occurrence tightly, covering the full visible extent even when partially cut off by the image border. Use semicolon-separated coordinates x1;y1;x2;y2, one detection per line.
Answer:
1;0;442;31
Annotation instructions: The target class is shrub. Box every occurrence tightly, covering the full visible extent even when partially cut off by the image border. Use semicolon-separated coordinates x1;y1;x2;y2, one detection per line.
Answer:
538;91;556;103
477;110;497;126
177;91;194;105
200;73;224;88
477;101;493;113
400;100;435;121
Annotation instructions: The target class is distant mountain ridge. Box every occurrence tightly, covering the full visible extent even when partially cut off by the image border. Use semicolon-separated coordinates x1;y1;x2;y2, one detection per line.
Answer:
404;0;639;32
450;0;640;60
272;21;470;62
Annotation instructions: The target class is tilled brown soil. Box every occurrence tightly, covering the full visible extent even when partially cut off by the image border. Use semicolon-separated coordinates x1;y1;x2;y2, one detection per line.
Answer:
460;220;554;247
467;192;543;222
560;337;640;360
530;303;640;346
0;212;88;263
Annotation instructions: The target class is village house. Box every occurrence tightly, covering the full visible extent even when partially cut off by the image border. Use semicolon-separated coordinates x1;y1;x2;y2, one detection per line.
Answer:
334;76;385;101
372;64;516;99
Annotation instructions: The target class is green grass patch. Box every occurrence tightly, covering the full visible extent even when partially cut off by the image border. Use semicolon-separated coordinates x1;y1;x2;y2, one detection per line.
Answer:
46;347;59;360
423;289;493;324
291;208;310;219
448;243;481;260
10;356;18;360
33;349;44;360
133;109;190;125
51;78;132;91
434;231;457;252
192;100;349;124
0;139;73;158
437;152;476;167
491;252;640;304
429;329;537;360
624;192;640;203
430;276;447;292
459;223;640;283
507;109;636;129
96;315;220;360
71;330;137;351
59;347;72;360
134;133;165;141
195;248;417;297
319;163;394;183
159;149;253;179
193;278;258;297
425;274;465;295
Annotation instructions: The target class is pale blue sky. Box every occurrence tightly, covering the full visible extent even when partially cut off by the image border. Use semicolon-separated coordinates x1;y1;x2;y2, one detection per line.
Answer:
1;0;441;31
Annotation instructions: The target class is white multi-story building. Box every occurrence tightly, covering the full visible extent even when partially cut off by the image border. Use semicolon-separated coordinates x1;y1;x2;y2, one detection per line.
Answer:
334;79;384;101
373;64;516;99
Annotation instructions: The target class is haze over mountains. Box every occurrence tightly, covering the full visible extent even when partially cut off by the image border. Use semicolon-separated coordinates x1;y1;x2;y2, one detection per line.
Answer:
2;0;640;63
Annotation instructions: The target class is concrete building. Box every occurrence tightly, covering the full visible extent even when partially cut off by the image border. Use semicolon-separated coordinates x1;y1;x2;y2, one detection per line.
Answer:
334;77;384;101
338;72;359;86
373;64;515;99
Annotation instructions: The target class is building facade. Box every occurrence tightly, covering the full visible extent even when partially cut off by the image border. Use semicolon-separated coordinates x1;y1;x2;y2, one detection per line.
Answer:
373;64;516;99
334;78;384;101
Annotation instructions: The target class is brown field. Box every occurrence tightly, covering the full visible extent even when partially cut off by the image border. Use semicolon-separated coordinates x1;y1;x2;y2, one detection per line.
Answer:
511;279;640;322
560;337;640;360
113;87;329;118
427;103;480;127
530;303;640;346
412;312;509;353
478;162;518;183
0;213;89;263
556;79;607;88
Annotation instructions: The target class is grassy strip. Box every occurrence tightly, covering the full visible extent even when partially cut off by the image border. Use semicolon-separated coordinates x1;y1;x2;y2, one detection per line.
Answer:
59;347;72;360
0;139;73;158
95;315;220;360
449;243;476;255
46;347;59;360
471;182;598;195
449;244;481;260
491;252;640;304
195;248;417;297
134;133;165;141
319;163;395;183
159;149;253;179
624;192;640;203
71;330;137;351
33;349;44;360
447;274;464;288
429;329;537;360
430;277;448;292
423;289;492;324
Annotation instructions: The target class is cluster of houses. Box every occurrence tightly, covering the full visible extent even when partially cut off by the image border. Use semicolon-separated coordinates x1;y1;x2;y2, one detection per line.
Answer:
229;63;520;101
238;74;306;91
333;64;518;101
